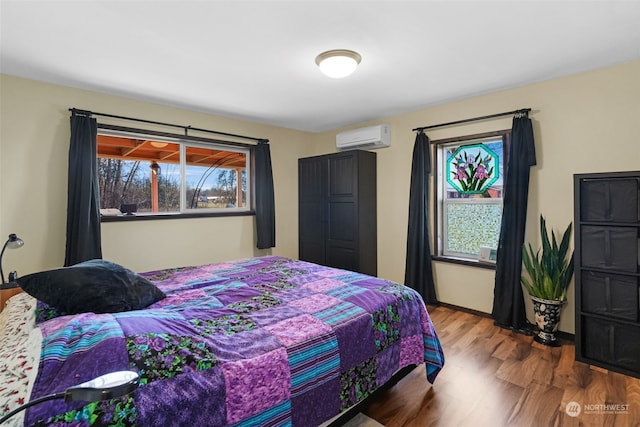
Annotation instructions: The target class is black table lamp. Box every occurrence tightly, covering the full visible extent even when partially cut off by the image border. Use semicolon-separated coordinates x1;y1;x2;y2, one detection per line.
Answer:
0;233;24;284
0;371;140;424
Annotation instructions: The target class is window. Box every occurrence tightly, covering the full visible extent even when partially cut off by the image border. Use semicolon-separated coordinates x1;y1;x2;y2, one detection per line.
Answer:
97;130;250;218
434;130;510;265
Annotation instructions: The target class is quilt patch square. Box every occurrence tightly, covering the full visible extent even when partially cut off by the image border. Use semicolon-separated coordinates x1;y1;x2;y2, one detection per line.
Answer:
265;314;333;347
315;302;376;370
115;312;193;336
325;284;368;301
313;301;367;328
42;395;137;426
207;328;282;363
267;286;315;304
152;288;210;309
253;279;296;293
288;294;342;314
242;272;280;287
213;284;265;306
339;357;377;410
231;399;291;427
40;314;123;362
371;304;401;352
190;314;257;336
37;336;129;398
375;343;400;386
314;268;347;278
248;304;305;327
205;280;251;296
400;334;424;367
304;278;345;292
290;377;340;427
222;347;290;424
340;288;395;313
126;333;218;385
202;262;238;272
140;265;199;285
288;332;340;396
228;292;282;313
137;367;226;427
286;273;324;286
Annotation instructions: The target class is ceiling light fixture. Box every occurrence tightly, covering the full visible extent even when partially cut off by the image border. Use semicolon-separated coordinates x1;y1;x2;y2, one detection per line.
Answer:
315;49;361;78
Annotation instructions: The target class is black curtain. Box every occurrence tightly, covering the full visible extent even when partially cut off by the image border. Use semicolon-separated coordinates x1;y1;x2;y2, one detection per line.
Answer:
492;113;537;332
254;141;276;249
64;114;102;266
404;131;438;304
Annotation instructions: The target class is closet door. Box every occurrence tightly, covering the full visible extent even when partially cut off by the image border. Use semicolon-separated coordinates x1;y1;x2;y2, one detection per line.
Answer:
298;156;328;266
326;153;359;271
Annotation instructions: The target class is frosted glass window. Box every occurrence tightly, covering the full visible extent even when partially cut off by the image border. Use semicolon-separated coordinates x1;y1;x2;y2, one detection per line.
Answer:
435;130;510;264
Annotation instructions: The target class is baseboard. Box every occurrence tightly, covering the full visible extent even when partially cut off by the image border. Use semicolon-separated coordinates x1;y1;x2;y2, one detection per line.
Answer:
431;302;492;319
431;302;575;342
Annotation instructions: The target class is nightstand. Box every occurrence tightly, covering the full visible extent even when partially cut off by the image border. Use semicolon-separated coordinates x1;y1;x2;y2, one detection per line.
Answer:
0;282;22;312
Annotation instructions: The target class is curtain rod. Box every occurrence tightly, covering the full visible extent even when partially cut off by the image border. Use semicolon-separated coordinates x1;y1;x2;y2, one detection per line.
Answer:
69;108;269;144
412;108;531;132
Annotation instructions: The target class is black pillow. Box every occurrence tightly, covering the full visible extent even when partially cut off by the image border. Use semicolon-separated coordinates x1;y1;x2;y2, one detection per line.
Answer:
17;259;165;314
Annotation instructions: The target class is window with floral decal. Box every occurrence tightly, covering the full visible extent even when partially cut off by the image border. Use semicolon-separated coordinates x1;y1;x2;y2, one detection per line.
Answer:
434;129;510;265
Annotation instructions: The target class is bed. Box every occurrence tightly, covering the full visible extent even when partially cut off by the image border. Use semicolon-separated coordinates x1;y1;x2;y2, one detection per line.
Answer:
0;255;444;426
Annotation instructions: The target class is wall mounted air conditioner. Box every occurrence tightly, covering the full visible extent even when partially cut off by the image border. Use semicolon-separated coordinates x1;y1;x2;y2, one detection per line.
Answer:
336;124;390;150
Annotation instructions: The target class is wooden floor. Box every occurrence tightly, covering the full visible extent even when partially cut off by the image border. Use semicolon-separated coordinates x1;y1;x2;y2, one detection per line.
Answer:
363;305;640;427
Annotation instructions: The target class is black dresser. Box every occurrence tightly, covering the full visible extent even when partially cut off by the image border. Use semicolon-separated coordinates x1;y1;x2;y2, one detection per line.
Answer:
574;171;640;378
298;150;377;276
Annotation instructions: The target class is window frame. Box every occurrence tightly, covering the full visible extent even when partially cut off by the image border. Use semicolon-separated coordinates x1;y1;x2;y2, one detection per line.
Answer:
432;129;511;268
96;123;255;222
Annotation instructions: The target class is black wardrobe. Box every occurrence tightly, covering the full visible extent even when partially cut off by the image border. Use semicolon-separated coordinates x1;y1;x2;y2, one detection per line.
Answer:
298;150;377;276
574;171;640;378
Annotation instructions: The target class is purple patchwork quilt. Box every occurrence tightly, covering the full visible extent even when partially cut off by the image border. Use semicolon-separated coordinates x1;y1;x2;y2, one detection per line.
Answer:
26;256;444;426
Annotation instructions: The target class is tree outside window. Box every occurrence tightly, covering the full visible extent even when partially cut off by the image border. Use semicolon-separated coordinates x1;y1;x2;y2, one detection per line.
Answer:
97;133;249;216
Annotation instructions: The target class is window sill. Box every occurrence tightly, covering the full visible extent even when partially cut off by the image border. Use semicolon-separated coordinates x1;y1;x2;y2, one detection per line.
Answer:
100;210;255;222
432;255;497;270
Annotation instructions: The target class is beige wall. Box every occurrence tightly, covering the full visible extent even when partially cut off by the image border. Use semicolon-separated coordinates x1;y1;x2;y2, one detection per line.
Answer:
316;60;640;334
2;60;638;334
0;74;317;274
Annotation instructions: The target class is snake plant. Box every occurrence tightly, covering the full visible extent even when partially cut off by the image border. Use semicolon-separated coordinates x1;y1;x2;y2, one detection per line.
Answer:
521;215;575;301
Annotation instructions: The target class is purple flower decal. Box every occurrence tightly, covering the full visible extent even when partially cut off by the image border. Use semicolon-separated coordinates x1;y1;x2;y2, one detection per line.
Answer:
474;164;490;180
448;144;497;194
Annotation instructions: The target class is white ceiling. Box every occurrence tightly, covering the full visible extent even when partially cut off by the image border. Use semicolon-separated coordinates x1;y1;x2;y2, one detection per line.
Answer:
1;1;639;133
